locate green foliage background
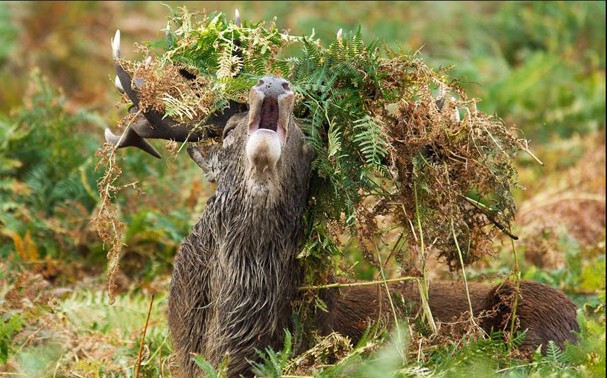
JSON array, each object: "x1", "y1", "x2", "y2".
[{"x1": 0, "y1": 2, "x2": 604, "y2": 377}]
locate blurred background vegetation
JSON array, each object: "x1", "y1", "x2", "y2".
[{"x1": 0, "y1": 2, "x2": 604, "y2": 376}]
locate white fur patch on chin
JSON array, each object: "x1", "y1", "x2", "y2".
[
  {"x1": 246, "y1": 129, "x2": 282, "y2": 170},
  {"x1": 245, "y1": 129, "x2": 282, "y2": 203}
]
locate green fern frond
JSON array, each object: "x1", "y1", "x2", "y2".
[
  {"x1": 544, "y1": 340, "x2": 569, "y2": 364},
  {"x1": 250, "y1": 330, "x2": 293, "y2": 377},
  {"x1": 353, "y1": 115, "x2": 389, "y2": 170},
  {"x1": 510, "y1": 329, "x2": 528, "y2": 348}
]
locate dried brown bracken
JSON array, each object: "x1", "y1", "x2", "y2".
[{"x1": 101, "y1": 10, "x2": 527, "y2": 292}]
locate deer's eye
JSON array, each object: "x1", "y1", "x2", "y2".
[
  {"x1": 222, "y1": 123, "x2": 238, "y2": 148},
  {"x1": 222, "y1": 124, "x2": 236, "y2": 139}
]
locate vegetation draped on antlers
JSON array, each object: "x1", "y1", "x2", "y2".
[{"x1": 100, "y1": 9, "x2": 526, "y2": 285}]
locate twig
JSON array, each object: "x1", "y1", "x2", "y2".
[
  {"x1": 459, "y1": 195, "x2": 519, "y2": 240},
  {"x1": 496, "y1": 361, "x2": 542, "y2": 373},
  {"x1": 517, "y1": 139, "x2": 544, "y2": 166},
  {"x1": 402, "y1": 204, "x2": 418, "y2": 242},
  {"x1": 375, "y1": 241, "x2": 406, "y2": 361},
  {"x1": 508, "y1": 239, "x2": 521, "y2": 353},
  {"x1": 135, "y1": 294, "x2": 155, "y2": 378},
  {"x1": 15, "y1": 325, "x2": 44, "y2": 354},
  {"x1": 414, "y1": 182, "x2": 437, "y2": 333},
  {"x1": 481, "y1": 122, "x2": 510, "y2": 161},
  {"x1": 450, "y1": 215, "x2": 482, "y2": 331},
  {"x1": 382, "y1": 232, "x2": 404, "y2": 270},
  {"x1": 300, "y1": 277, "x2": 419, "y2": 291}
]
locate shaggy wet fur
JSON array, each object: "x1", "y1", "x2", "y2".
[
  {"x1": 168, "y1": 110, "x2": 313, "y2": 377},
  {"x1": 318, "y1": 280, "x2": 579, "y2": 352}
]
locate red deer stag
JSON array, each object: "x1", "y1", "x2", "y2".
[{"x1": 105, "y1": 28, "x2": 579, "y2": 377}]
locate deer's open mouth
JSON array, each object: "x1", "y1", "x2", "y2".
[
  {"x1": 247, "y1": 76, "x2": 294, "y2": 146},
  {"x1": 248, "y1": 97, "x2": 288, "y2": 144},
  {"x1": 249, "y1": 96, "x2": 287, "y2": 143},
  {"x1": 259, "y1": 97, "x2": 279, "y2": 132}
]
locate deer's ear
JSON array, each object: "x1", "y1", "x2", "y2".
[{"x1": 188, "y1": 145, "x2": 220, "y2": 182}]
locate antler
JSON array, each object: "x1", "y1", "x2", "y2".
[{"x1": 105, "y1": 15, "x2": 245, "y2": 158}]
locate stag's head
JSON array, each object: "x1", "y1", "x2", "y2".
[
  {"x1": 189, "y1": 75, "x2": 313, "y2": 205},
  {"x1": 106, "y1": 30, "x2": 314, "y2": 207}
]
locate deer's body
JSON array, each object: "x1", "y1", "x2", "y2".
[
  {"x1": 319, "y1": 280, "x2": 579, "y2": 353},
  {"x1": 107, "y1": 30, "x2": 579, "y2": 378},
  {"x1": 168, "y1": 89, "x2": 314, "y2": 375}
]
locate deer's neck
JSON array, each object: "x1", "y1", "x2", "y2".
[{"x1": 201, "y1": 181, "x2": 307, "y2": 369}]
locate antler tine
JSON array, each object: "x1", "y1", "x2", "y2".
[
  {"x1": 105, "y1": 29, "x2": 247, "y2": 158},
  {"x1": 104, "y1": 119, "x2": 162, "y2": 159},
  {"x1": 106, "y1": 30, "x2": 203, "y2": 157},
  {"x1": 111, "y1": 29, "x2": 121, "y2": 59},
  {"x1": 234, "y1": 9, "x2": 241, "y2": 27},
  {"x1": 114, "y1": 76, "x2": 124, "y2": 94}
]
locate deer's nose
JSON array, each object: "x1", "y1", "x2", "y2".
[{"x1": 255, "y1": 76, "x2": 292, "y2": 98}]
